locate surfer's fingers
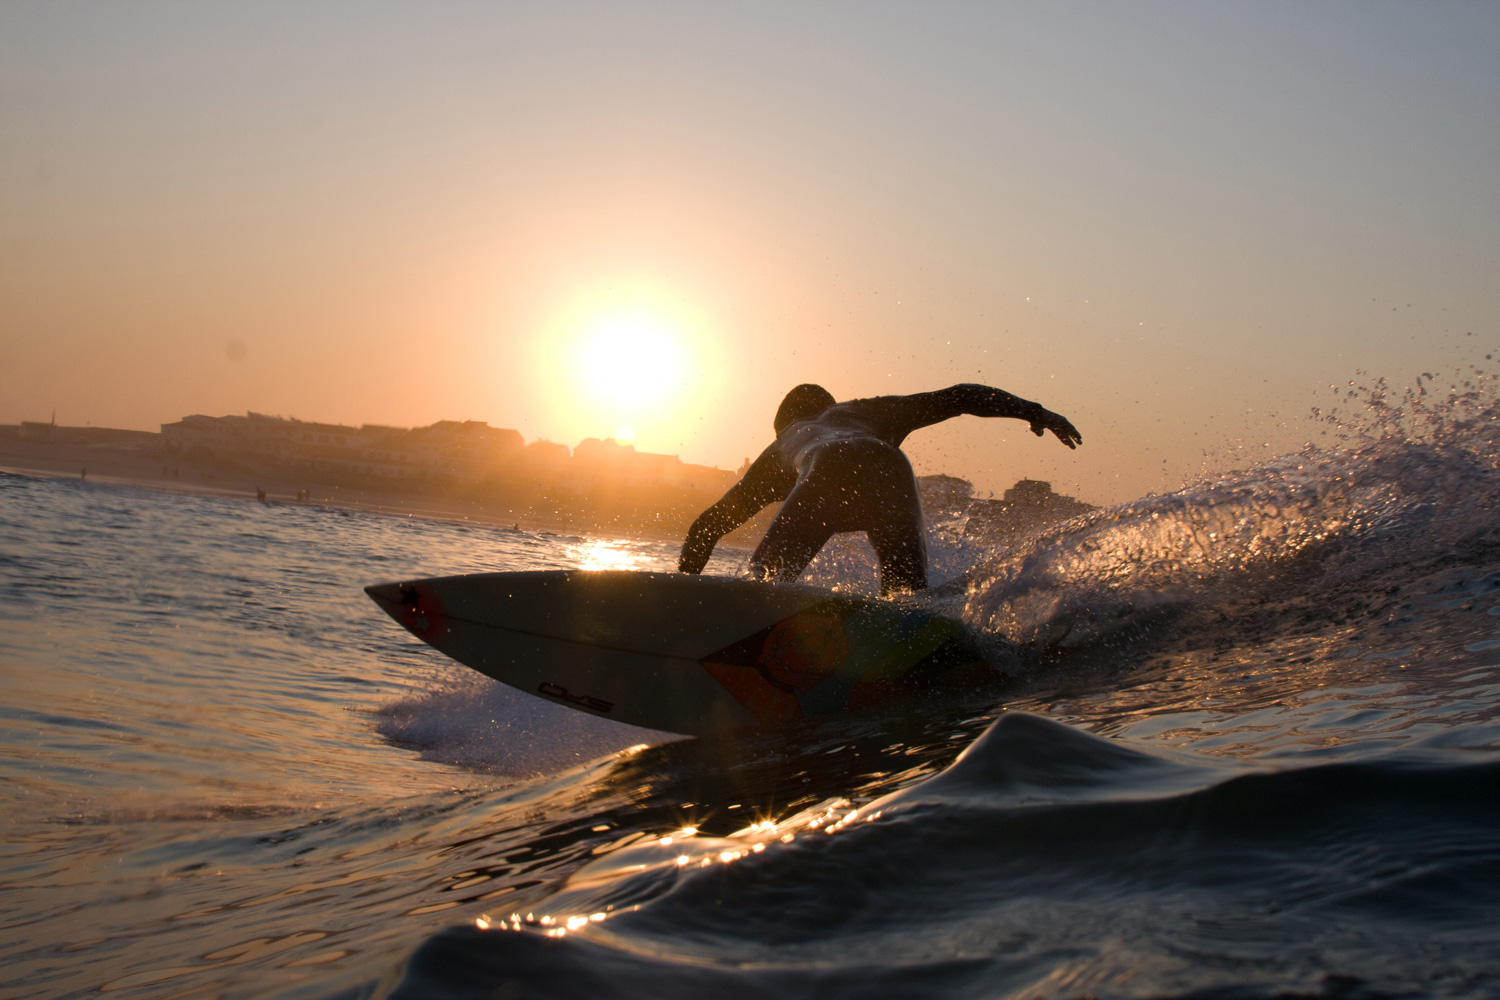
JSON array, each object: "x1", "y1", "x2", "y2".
[{"x1": 1035, "y1": 415, "x2": 1080, "y2": 448}]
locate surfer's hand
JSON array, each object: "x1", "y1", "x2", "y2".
[{"x1": 1029, "y1": 409, "x2": 1082, "y2": 449}]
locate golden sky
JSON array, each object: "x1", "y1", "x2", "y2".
[{"x1": 2, "y1": 3, "x2": 1496, "y2": 503}]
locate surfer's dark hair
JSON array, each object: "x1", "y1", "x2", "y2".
[{"x1": 774, "y1": 384, "x2": 836, "y2": 434}]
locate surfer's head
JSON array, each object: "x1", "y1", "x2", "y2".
[{"x1": 774, "y1": 384, "x2": 836, "y2": 435}]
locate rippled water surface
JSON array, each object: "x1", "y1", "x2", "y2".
[{"x1": 5, "y1": 393, "x2": 1500, "y2": 999}]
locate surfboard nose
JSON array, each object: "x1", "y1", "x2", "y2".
[
  {"x1": 365, "y1": 580, "x2": 451, "y2": 639},
  {"x1": 364, "y1": 582, "x2": 404, "y2": 610}
]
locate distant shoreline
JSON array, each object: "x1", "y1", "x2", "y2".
[
  {"x1": 2, "y1": 429, "x2": 1092, "y2": 548},
  {"x1": 0, "y1": 457, "x2": 699, "y2": 545},
  {"x1": 0, "y1": 418, "x2": 776, "y2": 545}
]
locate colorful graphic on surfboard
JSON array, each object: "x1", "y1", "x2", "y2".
[{"x1": 365, "y1": 570, "x2": 1007, "y2": 736}]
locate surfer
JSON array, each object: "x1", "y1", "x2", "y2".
[{"x1": 679, "y1": 383, "x2": 1082, "y2": 594}]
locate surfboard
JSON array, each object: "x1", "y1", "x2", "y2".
[{"x1": 364, "y1": 570, "x2": 1006, "y2": 736}]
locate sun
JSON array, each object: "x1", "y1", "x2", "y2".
[
  {"x1": 532, "y1": 280, "x2": 721, "y2": 452},
  {"x1": 576, "y1": 311, "x2": 687, "y2": 407}
]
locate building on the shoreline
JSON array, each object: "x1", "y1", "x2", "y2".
[
  {"x1": 963, "y1": 479, "x2": 1094, "y2": 541},
  {"x1": 156, "y1": 412, "x2": 733, "y2": 497},
  {"x1": 913, "y1": 473, "x2": 1093, "y2": 540},
  {"x1": 519, "y1": 439, "x2": 570, "y2": 468},
  {"x1": 404, "y1": 420, "x2": 524, "y2": 476},
  {"x1": 917, "y1": 474, "x2": 976, "y2": 518},
  {"x1": 18, "y1": 419, "x2": 59, "y2": 442},
  {"x1": 564, "y1": 438, "x2": 714, "y2": 489},
  {"x1": 160, "y1": 412, "x2": 529, "y2": 481},
  {"x1": 7, "y1": 418, "x2": 158, "y2": 449}
]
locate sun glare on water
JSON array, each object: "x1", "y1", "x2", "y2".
[{"x1": 572, "y1": 539, "x2": 651, "y2": 571}]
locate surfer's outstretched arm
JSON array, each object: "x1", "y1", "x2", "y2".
[
  {"x1": 877, "y1": 383, "x2": 1082, "y2": 449},
  {"x1": 679, "y1": 451, "x2": 795, "y2": 574}
]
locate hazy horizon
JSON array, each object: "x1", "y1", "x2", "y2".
[{"x1": 4, "y1": 2, "x2": 1496, "y2": 504}]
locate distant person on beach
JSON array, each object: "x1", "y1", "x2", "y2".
[{"x1": 678, "y1": 383, "x2": 1082, "y2": 595}]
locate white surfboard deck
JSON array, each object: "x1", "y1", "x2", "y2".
[{"x1": 365, "y1": 570, "x2": 1002, "y2": 737}]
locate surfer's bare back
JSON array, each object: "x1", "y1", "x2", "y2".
[{"x1": 678, "y1": 383, "x2": 1081, "y2": 595}]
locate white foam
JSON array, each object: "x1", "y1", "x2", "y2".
[{"x1": 374, "y1": 671, "x2": 681, "y2": 777}]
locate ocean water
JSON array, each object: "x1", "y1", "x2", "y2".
[{"x1": 4, "y1": 380, "x2": 1500, "y2": 999}]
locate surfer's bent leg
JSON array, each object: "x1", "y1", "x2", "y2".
[
  {"x1": 749, "y1": 482, "x2": 838, "y2": 583},
  {"x1": 868, "y1": 515, "x2": 927, "y2": 594},
  {"x1": 750, "y1": 439, "x2": 927, "y2": 592},
  {"x1": 863, "y1": 449, "x2": 927, "y2": 594},
  {"x1": 749, "y1": 441, "x2": 868, "y2": 582}
]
